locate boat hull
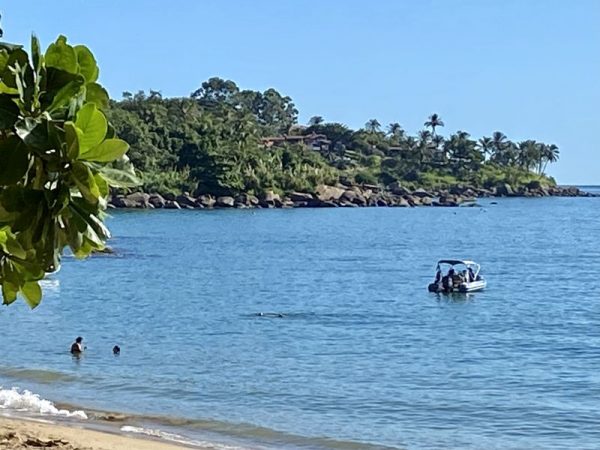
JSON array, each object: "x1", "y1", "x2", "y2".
[{"x1": 428, "y1": 279, "x2": 487, "y2": 293}]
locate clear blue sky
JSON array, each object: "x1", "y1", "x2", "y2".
[{"x1": 4, "y1": 1, "x2": 599, "y2": 184}]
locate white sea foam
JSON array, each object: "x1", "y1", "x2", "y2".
[
  {"x1": 0, "y1": 387, "x2": 87, "y2": 419},
  {"x1": 121, "y1": 425, "x2": 250, "y2": 449}
]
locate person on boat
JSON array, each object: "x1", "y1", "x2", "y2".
[
  {"x1": 468, "y1": 267, "x2": 476, "y2": 282},
  {"x1": 434, "y1": 268, "x2": 442, "y2": 284},
  {"x1": 70, "y1": 337, "x2": 84, "y2": 355}
]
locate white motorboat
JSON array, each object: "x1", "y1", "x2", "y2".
[{"x1": 428, "y1": 260, "x2": 487, "y2": 293}]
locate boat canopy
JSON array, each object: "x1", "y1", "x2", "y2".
[{"x1": 437, "y1": 259, "x2": 477, "y2": 266}]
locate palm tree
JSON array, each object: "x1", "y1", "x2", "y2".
[
  {"x1": 365, "y1": 119, "x2": 381, "y2": 133},
  {"x1": 387, "y1": 122, "x2": 401, "y2": 135},
  {"x1": 424, "y1": 113, "x2": 445, "y2": 136},
  {"x1": 477, "y1": 137, "x2": 493, "y2": 160},
  {"x1": 491, "y1": 131, "x2": 509, "y2": 165},
  {"x1": 516, "y1": 140, "x2": 539, "y2": 170},
  {"x1": 540, "y1": 144, "x2": 559, "y2": 175},
  {"x1": 418, "y1": 129, "x2": 432, "y2": 143},
  {"x1": 308, "y1": 116, "x2": 324, "y2": 127}
]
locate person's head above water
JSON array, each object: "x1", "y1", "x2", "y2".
[
  {"x1": 113, "y1": 345, "x2": 120, "y2": 355},
  {"x1": 75, "y1": 336, "x2": 83, "y2": 344}
]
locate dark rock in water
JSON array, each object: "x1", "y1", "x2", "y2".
[
  {"x1": 216, "y1": 196, "x2": 235, "y2": 207},
  {"x1": 164, "y1": 200, "x2": 181, "y2": 209},
  {"x1": 490, "y1": 201, "x2": 498, "y2": 205},
  {"x1": 198, "y1": 194, "x2": 216, "y2": 208},
  {"x1": 320, "y1": 201, "x2": 338, "y2": 207},
  {"x1": 176, "y1": 193, "x2": 198, "y2": 208},
  {"x1": 149, "y1": 193, "x2": 166, "y2": 209}
]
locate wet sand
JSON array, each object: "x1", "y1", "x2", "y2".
[{"x1": 0, "y1": 416, "x2": 190, "y2": 450}]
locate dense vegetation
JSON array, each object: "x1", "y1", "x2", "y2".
[{"x1": 108, "y1": 77, "x2": 559, "y2": 197}]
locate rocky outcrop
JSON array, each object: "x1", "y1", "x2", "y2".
[{"x1": 108, "y1": 183, "x2": 595, "y2": 210}]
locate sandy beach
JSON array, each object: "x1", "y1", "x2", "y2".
[{"x1": 0, "y1": 417, "x2": 189, "y2": 450}]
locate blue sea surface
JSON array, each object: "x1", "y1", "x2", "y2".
[{"x1": 1, "y1": 195, "x2": 600, "y2": 449}]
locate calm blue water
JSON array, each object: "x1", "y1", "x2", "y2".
[{"x1": 1, "y1": 194, "x2": 600, "y2": 449}]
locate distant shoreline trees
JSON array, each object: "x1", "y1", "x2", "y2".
[{"x1": 107, "y1": 77, "x2": 559, "y2": 197}]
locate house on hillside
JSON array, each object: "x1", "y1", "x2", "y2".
[{"x1": 261, "y1": 133, "x2": 331, "y2": 153}]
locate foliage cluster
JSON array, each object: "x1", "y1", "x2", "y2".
[{"x1": 0, "y1": 35, "x2": 134, "y2": 307}]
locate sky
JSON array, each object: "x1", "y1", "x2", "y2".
[{"x1": 3, "y1": 0, "x2": 599, "y2": 184}]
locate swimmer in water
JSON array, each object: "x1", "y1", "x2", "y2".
[{"x1": 70, "y1": 337, "x2": 84, "y2": 355}]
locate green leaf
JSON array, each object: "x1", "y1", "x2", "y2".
[
  {"x1": 47, "y1": 78, "x2": 85, "y2": 114},
  {"x1": 0, "y1": 49, "x2": 9, "y2": 73},
  {"x1": 74, "y1": 45, "x2": 99, "y2": 83},
  {"x1": 1, "y1": 49, "x2": 29, "y2": 89},
  {"x1": 80, "y1": 138, "x2": 129, "y2": 163},
  {"x1": 21, "y1": 281, "x2": 42, "y2": 308},
  {"x1": 94, "y1": 173, "x2": 109, "y2": 197},
  {"x1": 71, "y1": 161, "x2": 100, "y2": 204},
  {"x1": 2, "y1": 281, "x2": 18, "y2": 305},
  {"x1": 31, "y1": 35, "x2": 42, "y2": 72},
  {"x1": 0, "y1": 95, "x2": 19, "y2": 129},
  {"x1": 75, "y1": 103, "x2": 107, "y2": 153},
  {"x1": 85, "y1": 83, "x2": 109, "y2": 109},
  {"x1": 0, "y1": 136, "x2": 29, "y2": 186},
  {"x1": 15, "y1": 118, "x2": 52, "y2": 150},
  {"x1": 5, "y1": 234, "x2": 26, "y2": 259},
  {"x1": 64, "y1": 121, "x2": 82, "y2": 160},
  {"x1": 98, "y1": 166, "x2": 141, "y2": 188},
  {"x1": 45, "y1": 35, "x2": 77, "y2": 74}
]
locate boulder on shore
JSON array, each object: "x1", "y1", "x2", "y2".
[
  {"x1": 216, "y1": 196, "x2": 235, "y2": 207},
  {"x1": 289, "y1": 192, "x2": 314, "y2": 202},
  {"x1": 495, "y1": 183, "x2": 514, "y2": 197},
  {"x1": 197, "y1": 195, "x2": 216, "y2": 208},
  {"x1": 148, "y1": 193, "x2": 166, "y2": 209},
  {"x1": 176, "y1": 193, "x2": 198, "y2": 208},
  {"x1": 164, "y1": 200, "x2": 181, "y2": 209},
  {"x1": 315, "y1": 185, "x2": 345, "y2": 202},
  {"x1": 112, "y1": 192, "x2": 150, "y2": 208}
]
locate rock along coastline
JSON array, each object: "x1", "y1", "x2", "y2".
[{"x1": 108, "y1": 183, "x2": 596, "y2": 210}]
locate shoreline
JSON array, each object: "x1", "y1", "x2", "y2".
[
  {"x1": 0, "y1": 415, "x2": 195, "y2": 450},
  {"x1": 108, "y1": 184, "x2": 597, "y2": 210}
]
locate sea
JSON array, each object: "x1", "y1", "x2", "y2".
[{"x1": 1, "y1": 188, "x2": 599, "y2": 450}]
